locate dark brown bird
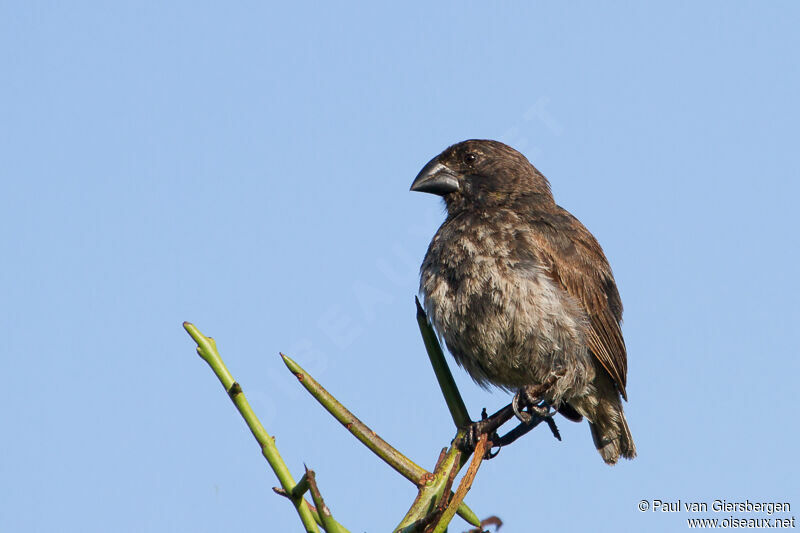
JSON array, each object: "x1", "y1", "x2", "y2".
[{"x1": 411, "y1": 139, "x2": 635, "y2": 464}]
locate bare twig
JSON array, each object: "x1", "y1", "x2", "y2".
[{"x1": 431, "y1": 435, "x2": 491, "y2": 533}]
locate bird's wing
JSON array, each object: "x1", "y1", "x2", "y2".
[{"x1": 528, "y1": 210, "x2": 628, "y2": 400}]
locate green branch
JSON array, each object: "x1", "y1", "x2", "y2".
[
  {"x1": 305, "y1": 467, "x2": 347, "y2": 533},
  {"x1": 280, "y1": 353, "x2": 427, "y2": 483},
  {"x1": 394, "y1": 436, "x2": 464, "y2": 532},
  {"x1": 184, "y1": 322, "x2": 327, "y2": 532},
  {"x1": 415, "y1": 298, "x2": 471, "y2": 429},
  {"x1": 186, "y1": 303, "x2": 492, "y2": 532},
  {"x1": 280, "y1": 352, "x2": 480, "y2": 528}
]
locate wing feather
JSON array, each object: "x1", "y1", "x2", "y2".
[{"x1": 527, "y1": 209, "x2": 628, "y2": 400}]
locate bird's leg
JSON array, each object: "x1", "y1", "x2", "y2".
[
  {"x1": 458, "y1": 396, "x2": 564, "y2": 456},
  {"x1": 495, "y1": 414, "x2": 562, "y2": 447}
]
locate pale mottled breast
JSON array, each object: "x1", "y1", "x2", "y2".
[{"x1": 419, "y1": 210, "x2": 593, "y2": 395}]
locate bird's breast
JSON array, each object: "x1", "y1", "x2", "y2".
[{"x1": 419, "y1": 215, "x2": 591, "y2": 391}]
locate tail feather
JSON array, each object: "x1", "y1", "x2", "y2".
[
  {"x1": 590, "y1": 409, "x2": 636, "y2": 465},
  {"x1": 575, "y1": 371, "x2": 637, "y2": 465}
]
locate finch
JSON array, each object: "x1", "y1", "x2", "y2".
[{"x1": 411, "y1": 139, "x2": 635, "y2": 464}]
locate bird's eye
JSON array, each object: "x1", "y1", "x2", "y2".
[{"x1": 464, "y1": 152, "x2": 477, "y2": 164}]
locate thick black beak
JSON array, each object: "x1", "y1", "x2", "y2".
[{"x1": 410, "y1": 157, "x2": 461, "y2": 196}]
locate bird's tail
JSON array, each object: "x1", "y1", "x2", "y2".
[
  {"x1": 576, "y1": 372, "x2": 637, "y2": 465},
  {"x1": 589, "y1": 406, "x2": 636, "y2": 465}
]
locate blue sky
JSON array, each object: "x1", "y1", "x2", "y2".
[{"x1": 2, "y1": 2, "x2": 798, "y2": 532}]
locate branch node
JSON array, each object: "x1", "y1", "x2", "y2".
[{"x1": 227, "y1": 381, "x2": 242, "y2": 399}]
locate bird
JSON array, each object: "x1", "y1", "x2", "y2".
[{"x1": 410, "y1": 139, "x2": 635, "y2": 465}]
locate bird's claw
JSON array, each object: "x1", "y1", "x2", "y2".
[
  {"x1": 512, "y1": 393, "x2": 532, "y2": 423},
  {"x1": 512, "y1": 386, "x2": 555, "y2": 424}
]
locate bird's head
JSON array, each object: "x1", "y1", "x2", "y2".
[{"x1": 410, "y1": 139, "x2": 553, "y2": 213}]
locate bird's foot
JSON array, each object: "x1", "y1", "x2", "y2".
[
  {"x1": 460, "y1": 421, "x2": 483, "y2": 453},
  {"x1": 512, "y1": 385, "x2": 555, "y2": 424},
  {"x1": 457, "y1": 409, "x2": 500, "y2": 458}
]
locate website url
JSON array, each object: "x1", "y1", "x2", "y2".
[{"x1": 688, "y1": 516, "x2": 796, "y2": 528}]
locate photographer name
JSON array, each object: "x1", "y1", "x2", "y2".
[{"x1": 650, "y1": 499, "x2": 791, "y2": 515}]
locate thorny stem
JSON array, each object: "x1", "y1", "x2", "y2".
[
  {"x1": 272, "y1": 488, "x2": 328, "y2": 529},
  {"x1": 281, "y1": 353, "x2": 481, "y2": 527},
  {"x1": 306, "y1": 467, "x2": 347, "y2": 533},
  {"x1": 184, "y1": 322, "x2": 323, "y2": 533},
  {"x1": 280, "y1": 353, "x2": 428, "y2": 483},
  {"x1": 187, "y1": 299, "x2": 561, "y2": 532}
]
